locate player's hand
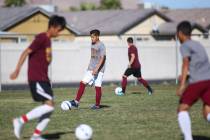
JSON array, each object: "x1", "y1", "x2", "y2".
[
  {"x1": 92, "y1": 68, "x2": 98, "y2": 75},
  {"x1": 176, "y1": 84, "x2": 185, "y2": 96},
  {"x1": 10, "y1": 69, "x2": 20, "y2": 80},
  {"x1": 128, "y1": 64, "x2": 131, "y2": 68}
]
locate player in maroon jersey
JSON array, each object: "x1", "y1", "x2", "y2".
[
  {"x1": 121, "y1": 37, "x2": 153, "y2": 95},
  {"x1": 10, "y1": 15, "x2": 66, "y2": 140}
]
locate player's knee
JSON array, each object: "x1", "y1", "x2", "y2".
[
  {"x1": 122, "y1": 75, "x2": 127, "y2": 78},
  {"x1": 81, "y1": 81, "x2": 87, "y2": 85},
  {"x1": 203, "y1": 105, "x2": 210, "y2": 122},
  {"x1": 44, "y1": 100, "x2": 54, "y2": 107},
  {"x1": 207, "y1": 114, "x2": 210, "y2": 122},
  {"x1": 177, "y1": 104, "x2": 190, "y2": 113},
  {"x1": 137, "y1": 77, "x2": 142, "y2": 80}
]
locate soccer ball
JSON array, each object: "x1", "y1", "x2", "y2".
[
  {"x1": 115, "y1": 87, "x2": 124, "y2": 96},
  {"x1": 75, "y1": 124, "x2": 93, "y2": 140},
  {"x1": 60, "y1": 101, "x2": 72, "y2": 111}
]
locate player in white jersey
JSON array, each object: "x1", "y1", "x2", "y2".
[{"x1": 69, "y1": 29, "x2": 106, "y2": 110}]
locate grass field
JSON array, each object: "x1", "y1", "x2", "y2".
[{"x1": 0, "y1": 84, "x2": 210, "y2": 140}]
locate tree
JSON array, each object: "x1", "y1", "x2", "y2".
[
  {"x1": 100, "y1": 0, "x2": 122, "y2": 10},
  {"x1": 4, "y1": 0, "x2": 26, "y2": 7},
  {"x1": 80, "y1": 3, "x2": 96, "y2": 11}
]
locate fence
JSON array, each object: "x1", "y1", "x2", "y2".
[{"x1": 0, "y1": 34, "x2": 210, "y2": 91}]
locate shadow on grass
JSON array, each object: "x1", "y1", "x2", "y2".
[
  {"x1": 130, "y1": 91, "x2": 143, "y2": 95},
  {"x1": 42, "y1": 131, "x2": 74, "y2": 139},
  {"x1": 100, "y1": 104, "x2": 111, "y2": 108},
  {"x1": 193, "y1": 135, "x2": 210, "y2": 140},
  {"x1": 77, "y1": 104, "x2": 111, "y2": 110}
]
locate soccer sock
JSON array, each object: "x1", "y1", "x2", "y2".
[
  {"x1": 207, "y1": 113, "x2": 210, "y2": 122},
  {"x1": 33, "y1": 118, "x2": 50, "y2": 136},
  {"x1": 178, "y1": 111, "x2": 193, "y2": 140},
  {"x1": 75, "y1": 82, "x2": 86, "y2": 102},
  {"x1": 33, "y1": 112, "x2": 52, "y2": 136},
  {"x1": 95, "y1": 86, "x2": 102, "y2": 106},
  {"x1": 20, "y1": 104, "x2": 54, "y2": 123},
  {"x1": 121, "y1": 77, "x2": 127, "y2": 93},
  {"x1": 138, "y1": 78, "x2": 152, "y2": 91}
]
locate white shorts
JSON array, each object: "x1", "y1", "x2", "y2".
[{"x1": 82, "y1": 71, "x2": 104, "y2": 87}]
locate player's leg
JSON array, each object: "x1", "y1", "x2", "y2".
[
  {"x1": 203, "y1": 105, "x2": 210, "y2": 122},
  {"x1": 201, "y1": 82, "x2": 210, "y2": 122},
  {"x1": 31, "y1": 101, "x2": 54, "y2": 140},
  {"x1": 121, "y1": 68, "x2": 133, "y2": 93},
  {"x1": 13, "y1": 82, "x2": 54, "y2": 139},
  {"x1": 177, "y1": 83, "x2": 202, "y2": 140},
  {"x1": 70, "y1": 71, "x2": 93, "y2": 107},
  {"x1": 91, "y1": 72, "x2": 104, "y2": 109},
  {"x1": 135, "y1": 68, "x2": 153, "y2": 95},
  {"x1": 177, "y1": 104, "x2": 193, "y2": 140}
]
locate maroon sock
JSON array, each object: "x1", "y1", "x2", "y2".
[
  {"x1": 75, "y1": 82, "x2": 86, "y2": 102},
  {"x1": 121, "y1": 77, "x2": 127, "y2": 93},
  {"x1": 95, "y1": 86, "x2": 102, "y2": 106},
  {"x1": 138, "y1": 78, "x2": 149, "y2": 88}
]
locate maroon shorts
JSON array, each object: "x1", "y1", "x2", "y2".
[{"x1": 180, "y1": 80, "x2": 210, "y2": 106}]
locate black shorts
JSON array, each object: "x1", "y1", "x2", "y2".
[
  {"x1": 29, "y1": 81, "x2": 53, "y2": 102},
  {"x1": 124, "y1": 68, "x2": 142, "y2": 78}
]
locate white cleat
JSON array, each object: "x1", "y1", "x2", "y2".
[
  {"x1": 30, "y1": 136, "x2": 46, "y2": 140},
  {"x1": 13, "y1": 118, "x2": 23, "y2": 139}
]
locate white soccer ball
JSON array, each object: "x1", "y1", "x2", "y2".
[
  {"x1": 60, "y1": 101, "x2": 72, "y2": 111},
  {"x1": 115, "y1": 87, "x2": 124, "y2": 96},
  {"x1": 75, "y1": 124, "x2": 93, "y2": 140}
]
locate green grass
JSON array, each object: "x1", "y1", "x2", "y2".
[{"x1": 0, "y1": 84, "x2": 210, "y2": 140}]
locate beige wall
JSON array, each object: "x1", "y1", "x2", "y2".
[
  {"x1": 75, "y1": 35, "x2": 121, "y2": 42},
  {"x1": 6, "y1": 13, "x2": 75, "y2": 41},
  {"x1": 125, "y1": 14, "x2": 166, "y2": 35}
]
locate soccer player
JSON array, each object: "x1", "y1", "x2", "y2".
[
  {"x1": 120, "y1": 37, "x2": 153, "y2": 95},
  {"x1": 69, "y1": 29, "x2": 106, "y2": 110},
  {"x1": 10, "y1": 15, "x2": 66, "y2": 140},
  {"x1": 176, "y1": 21, "x2": 210, "y2": 140}
]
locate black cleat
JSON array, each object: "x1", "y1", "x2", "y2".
[{"x1": 70, "y1": 100, "x2": 79, "y2": 108}]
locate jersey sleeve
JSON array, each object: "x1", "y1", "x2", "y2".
[
  {"x1": 29, "y1": 34, "x2": 45, "y2": 52},
  {"x1": 130, "y1": 47, "x2": 136, "y2": 54},
  {"x1": 99, "y1": 44, "x2": 106, "y2": 57},
  {"x1": 180, "y1": 44, "x2": 190, "y2": 59}
]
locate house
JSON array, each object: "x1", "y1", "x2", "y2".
[
  {"x1": 0, "y1": 7, "x2": 171, "y2": 42},
  {"x1": 0, "y1": 6, "x2": 209, "y2": 43},
  {"x1": 154, "y1": 22, "x2": 207, "y2": 40},
  {"x1": 0, "y1": 7, "x2": 79, "y2": 43},
  {"x1": 163, "y1": 8, "x2": 210, "y2": 34},
  {"x1": 58, "y1": 9, "x2": 171, "y2": 41}
]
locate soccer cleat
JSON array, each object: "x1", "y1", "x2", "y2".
[
  {"x1": 30, "y1": 136, "x2": 46, "y2": 140},
  {"x1": 13, "y1": 118, "x2": 24, "y2": 139},
  {"x1": 148, "y1": 88, "x2": 153, "y2": 95},
  {"x1": 70, "y1": 100, "x2": 79, "y2": 108},
  {"x1": 90, "y1": 104, "x2": 100, "y2": 110}
]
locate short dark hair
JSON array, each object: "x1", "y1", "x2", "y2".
[
  {"x1": 48, "y1": 15, "x2": 66, "y2": 30},
  {"x1": 127, "y1": 37, "x2": 133, "y2": 43},
  {"x1": 177, "y1": 21, "x2": 192, "y2": 36},
  {"x1": 90, "y1": 29, "x2": 100, "y2": 36}
]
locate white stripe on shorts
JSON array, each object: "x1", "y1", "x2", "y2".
[{"x1": 36, "y1": 82, "x2": 52, "y2": 100}]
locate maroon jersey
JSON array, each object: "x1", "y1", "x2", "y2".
[
  {"x1": 128, "y1": 45, "x2": 141, "y2": 68},
  {"x1": 28, "y1": 33, "x2": 52, "y2": 82}
]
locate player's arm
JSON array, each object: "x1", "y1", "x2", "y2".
[
  {"x1": 92, "y1": 55, "x2": 105, "y2": 75},
  {"x1": 10, "y1": 48, "x2": 32, "y2": 80},
  {"x1": 176, "y1": 57, "x2": 189, "y2": 96},
  {"x1": 128, "y1": 53, "x2": 135, "y2": 68}
]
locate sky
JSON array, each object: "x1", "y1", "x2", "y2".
[{"x1": 144, "y1": 0, "x2": 210, "y2": 9}]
